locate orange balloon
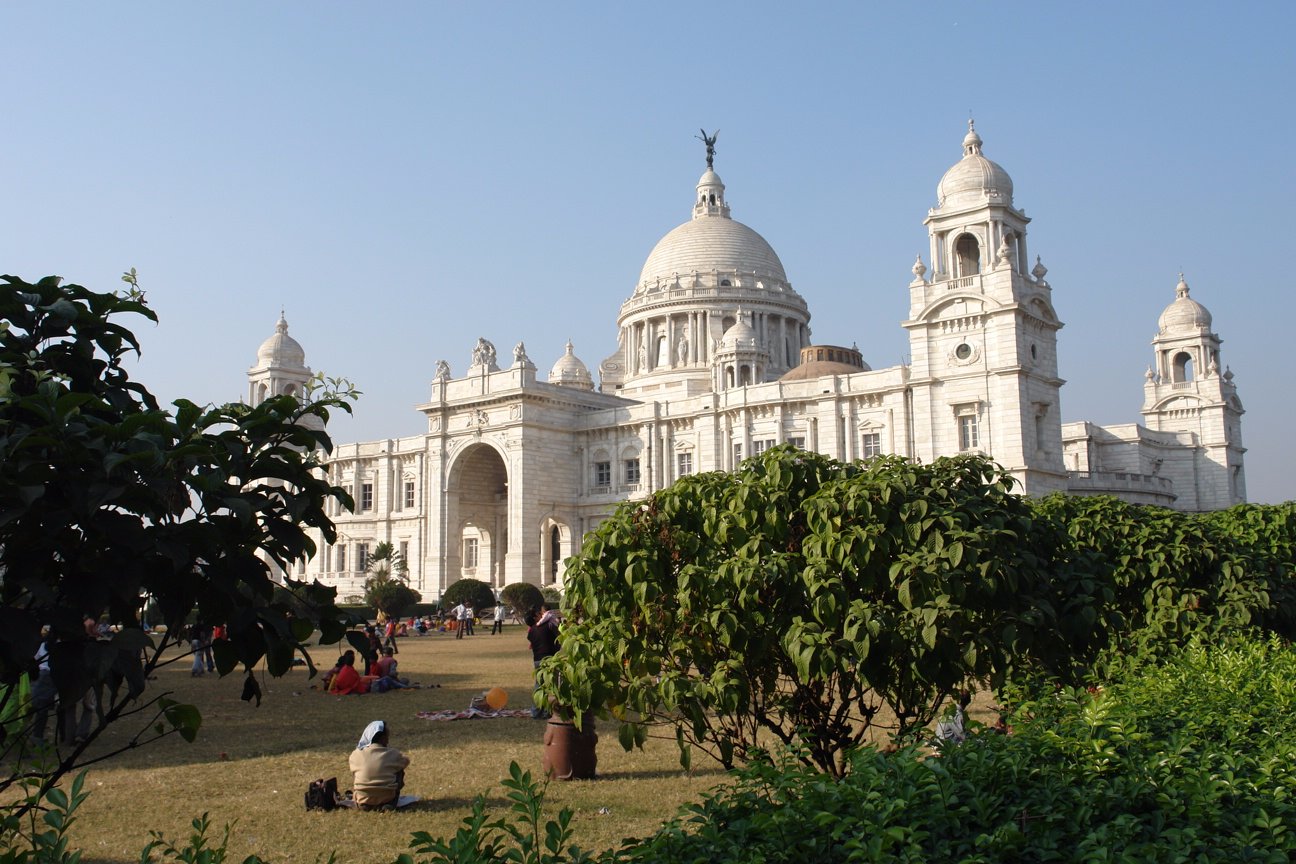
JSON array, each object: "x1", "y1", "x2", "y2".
[{"x1": 485, "y1": 687, "x2": 508, "y2": 710}]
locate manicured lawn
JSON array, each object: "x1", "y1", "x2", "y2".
[{"x1": 67, "y1": 628, "x2": 727, "y2": 864}]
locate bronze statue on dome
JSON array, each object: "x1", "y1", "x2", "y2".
[{"x1": 696, "y1": 128, "x2": 719, "y2": 168}]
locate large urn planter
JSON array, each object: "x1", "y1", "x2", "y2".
[{"x1": 542, "y1": 713, "x2": 597, "y2": 780}]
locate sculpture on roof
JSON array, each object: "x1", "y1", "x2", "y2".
[
  {"x1": 470, "y1": 337, "x2": 497, "y2": 369},
  {"x1": 696, "y1": 128, "x2": 719, "y2": 168},
  {"x1": 434, "y1": 359, "x2": 451, "y2": 382}
]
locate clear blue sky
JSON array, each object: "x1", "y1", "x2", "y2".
[{"x1": 4, "y1": 2, "x2": 1293, "y2": 504}]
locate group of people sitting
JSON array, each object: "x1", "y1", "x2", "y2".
[{"x1": 323, "y1": 647, "x2": 424, "y2": 695}]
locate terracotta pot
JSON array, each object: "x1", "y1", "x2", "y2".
[{"x1": 542, "y1": 715, "x2": 597, "y2": 780}]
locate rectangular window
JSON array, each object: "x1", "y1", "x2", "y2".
[
  {"x1": 399, "y1": 541, "x2": 410, "y2": 571},
  {"x1": 786, "y1": 436, "x2": 806, "y2": 449},
  {"x1": 862, "y1": 432, "x2": 882, "y2": 459},
  {"x1": 360, "y1": 482, "x2": 374, "y2": 511},
  {"x1": 357, "y1": 543, "x2": 370, "y2": 572},
  {"x1": 335, "y1": 545, "x2": 346, "y2": 572},
  {"x1": 959, "y1": 415, "x2": 980, "y2": 451},
  {"x1": 404, "y1": 480, "x2": 415, "y2": 509},
  {"x1": 463, "y1": 538, "x2": 479, "y2": 571},
  {"x1": 624, "y1": 459, "x2": 641, "y2": 485},
  {"x1": 677, "y1": 452, "x2": 693, "y2": 477},
  {"x1": 733, "y1": 443, "x2": 743, "y2": 465},
  {"x1": 753, "y1": 439, "x2": 776, "y2": 455},
  {"x1": 594, "y1": 461, "x2": 611, "y2": 487}
]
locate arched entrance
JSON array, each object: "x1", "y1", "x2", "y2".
[
  {"x1": 446, "y1": 443, "x2": 509, "y2": 591},
  {"x1": 539, "y1": 517, "x2": 573, "y2": 589}
]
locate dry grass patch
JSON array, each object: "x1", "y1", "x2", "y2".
[{"x1": 66, "y1": 629, "x2": 725, "y2": 864}]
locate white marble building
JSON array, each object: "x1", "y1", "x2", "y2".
[{"x1": 248, "y1": 123, "x2": 1245, "y2": 600}]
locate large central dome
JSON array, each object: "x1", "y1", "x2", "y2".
[{"x1": 635, "y1": 167, "x2": 788, "y2": 289}]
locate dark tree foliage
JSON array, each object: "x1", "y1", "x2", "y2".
[
  {"x1": 500, "y1": 582, "x2": 543, "y2": 618},
  {"x1": 0, "y1": 274, "x2": 355, "y2": 815},
  {"x1": 440, "y1": 578, "x2": 496, "y2": 612}
]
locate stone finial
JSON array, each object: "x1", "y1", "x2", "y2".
[
  {"x1": 912, "y1": 254, "x2": 927, "y2": 281},
  {"x1": 1223, "y1": 366, "x2": 1235, "y2": 383},
  {"x1": 1032, "y1": 256, "x2": 1049, "y2": 283},
  {"x1": 996, "y1": 235, "x2": 1012, "y2": 267}
]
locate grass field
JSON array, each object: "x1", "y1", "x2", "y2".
[{"x1": 63, "y1": 628, "x2": 729, "y2": 864}]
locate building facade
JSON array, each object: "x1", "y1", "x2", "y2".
[{"x1": 249, "y1": 123, "x2": 1245, "y2": 600}]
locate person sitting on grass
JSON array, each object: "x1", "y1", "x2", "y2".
[
  {"x1": 329, "y1": 650, "x2": 369, "y2": 695},
  {"x1": 368, "y1": 647, "x2": 419, "y2": 692},
  {"x1": 349, "y1": 720, "x2": 409, "y2": 810}
]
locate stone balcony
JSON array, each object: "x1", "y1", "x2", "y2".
[{"x1": 1066, "y1": 471, "x2": 1177, "y2": 506}]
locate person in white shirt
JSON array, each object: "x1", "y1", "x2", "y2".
[
  {"x1": 452, "y1": 603, "x2": 467, "y2": 639},
  {"x1": 491, "y1": 602, "x2": 506, "y2": 635}
]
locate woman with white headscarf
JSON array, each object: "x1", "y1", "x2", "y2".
[{"x1": 348, "y1": 720, "x2": 410, "y2": 810}]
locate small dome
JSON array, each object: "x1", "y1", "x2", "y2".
[
  {"x1": 256, "y1": 314, "x2": 306, "y2": 368},
  {"x1": 936, "y1": 120, "x2": 1014, "y2": 210},
  {"x1": 780, "y1": 344, "x2": 871, "y2": 380},
  {"x1": 1158, "y1": 275, "x2": 1213, "y2": 333},
  {"x1": 717, "y1": 316, "x2": 759, "y2": 353},
  {"x1": 548, "y1": 341, "x2": 594, "y2": 390}
]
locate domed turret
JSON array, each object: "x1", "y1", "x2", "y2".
[
  {"x1": 248, "y1": 312, "x2": 311, "y2": 407},
  {"x1": 718, "y1": 314, "x2": 759, "y2": 352},
  {"x1": 936, "y1": 120, "x2": 1014, "y2": 210},
  {"x1": 256, "y1": 313, "x2": 306, "y2": 368},
  {"x1": 548, "y1": 341, "x2": 595, "y2": 391},
  {"x1": 1158, "y1": 274, "x2": 1213, "y2": 333}
]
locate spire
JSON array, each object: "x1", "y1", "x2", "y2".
[{"x1": 1176, "y1": 272, "x2": 1190, "y2": 298}]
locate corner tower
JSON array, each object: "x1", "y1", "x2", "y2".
[
  {"x1": 1141, "y1": 276, "x2": 1245, "y2": 508},
  {"x1": 904, "y1": 121, "x2": 1067, "y2": 494},
  {"x1": 248, "y1": 313, "x2": 312, "y2": 406}
]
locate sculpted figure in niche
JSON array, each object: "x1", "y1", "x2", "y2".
[{"x1": 676, "y1": 333, "x2": 689, "y2": 365}]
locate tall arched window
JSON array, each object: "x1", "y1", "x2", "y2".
[
  {"x1": 1172, "y1": 351, "x2": 1195, "y2": 383},
  {"x1": 955, "y1": 234, "x2": 981, "y2": 276},
  {"x1": 549, "y1": 526, "x2": 561, "y2": 583}
]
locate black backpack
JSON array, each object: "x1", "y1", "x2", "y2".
[{"x1": 305, "y1": 777, "x2": 339, "y2": 811}]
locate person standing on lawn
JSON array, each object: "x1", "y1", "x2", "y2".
[
  {"x1": 491, "y1": 601, "x2": 506, "y2": 635},
  {"x1": 526, "y1": 604, "x2": 560, "y2": 719}
]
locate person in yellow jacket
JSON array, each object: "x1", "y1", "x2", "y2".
[{"x1": 348, "y1": 720, "x2": 409, "y2": 810}]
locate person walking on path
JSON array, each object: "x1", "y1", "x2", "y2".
[{"x1": 491, "y1": 601, "x2": 506, "y2": 635}]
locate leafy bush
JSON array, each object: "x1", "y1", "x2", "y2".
[
  {"x1": 364, "y1": 576, "x2": 421, "y2": 619},
  {"x1": 542, "y1": 448, "x2": 1074, "y2": 775},
  {"x1": 612, "y1": 632, "x2": 1296, "y2": 863},
  {"x1": 1031, "y1": 495, "x2": 1296, "y2": 673},
  {"x1": 440, "y1": 578, "x2": 495, "y2": 612},
  {"x1": 501, "y1": 583, "x2": 544, "y2": 618}
]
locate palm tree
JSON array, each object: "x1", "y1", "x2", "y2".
[
  {"x1": 365, "y1": 541, "x2": 407, "y2": 582},
  {"x1": 364, "y1": 541, "x2": 417, "y2": 618}
]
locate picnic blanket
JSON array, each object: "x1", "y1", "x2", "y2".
[{"x1": 416, "y1": 707, "x2": 533, "y2": 721}]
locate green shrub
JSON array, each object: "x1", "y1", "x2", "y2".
[
  {"x1": 612, "y1": 632, "x2": 1296, "y2": 863},
  {"x1": 501, "y1": 583, "x2": 543, "y2": 618},
  {"x1": 441, "y1": 579, "x2": 495, "y2": 612}
]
